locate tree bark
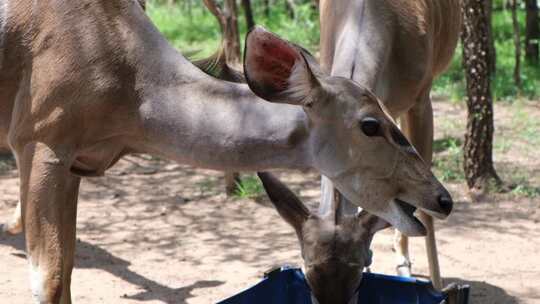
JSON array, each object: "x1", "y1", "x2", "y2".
[
  {"x1": 461, "y1": 0, "x2": 502, "y2": 192},
  {"x1": 241, "y1": 0, "x2": 256, "y2": 30},
  {"x1": 484, "y1": 0, "x2": 497, "y2": 74},
  {"x1": 511, "y1": 0, "x2": 522, "y2": 88},
  {"x1": 203, "y1": 0, "x2": 242, "y2": 65},
  {"x1": 264, "y1": 0, "x2": 271, "y2": 17},
  {"x1": 525, "y1": 0, "x2": 540, "y2": 63},
  {"x1": 202, "y1": 0, "x2": 242, "y2": 195},
  {"x1": 284, "y1": 0, "x2": 296, "y2": 19}
]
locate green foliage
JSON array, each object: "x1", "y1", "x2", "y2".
[
  {"x1": 147, "y1": 2, "x2": 221, "y2": 56},
  {"x1": 510, "y1": 183, "x2": 540, "y2": 198},
  {"x1": 433, "y1": 9, "x2": 540, "y2": 102},
  {"x1": 234, "y1": 175, "x2": 264, "y2": 199},
  {"x1": 149, "y1": 1, "x2": 539, "y2": 102},
  {"x1": 248, "y1": 3, "x2": 320, "y2": 52},
  {"x1": 147, "y1": 1, "x2": 319, "y2": 58}
]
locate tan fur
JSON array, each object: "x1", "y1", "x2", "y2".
[
  {"x1": 0, "y1": 2, "x2": 453, "y2": 302},
  {"x1": 319, "y1": 0, "x2": 462, "y2": 289}
]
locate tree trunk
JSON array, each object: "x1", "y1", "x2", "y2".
[
  {"x1": 284, "y1": 0, "x2": 296, "y2": 19},
  {"x1": 485, "y1": 0, "x2": 497, "y2": 74},
  {"x1": 202, "y1": 0, "x2": 241, "y2": 65},
  {"x1": 264, "y1": 0, "x2": 271, "y2": 17},
  {"x1": 223, "y1": 0, "x2": 241, "y2": 65},
  {"x1": 511, "y1": 0, "x2": 522, "y2": 88},
  {"x1": 241, "y1": 0, "x2": 256, "y2": 30},
  {"x1": 525, "y1": 0, "x2": 540, "y2": 63},
  {"x1": 202, "y1": 0, "x2": 242, "y2": 195},
  {"x1": 461, "y1": 0, "x2": 502, "y2": 192}
]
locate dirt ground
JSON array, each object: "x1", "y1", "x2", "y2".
[{"x1": 1, "y1": 101, "x2": 539, "y2": 304}]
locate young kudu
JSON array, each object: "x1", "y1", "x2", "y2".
[
  {"x1": 319, "y1": 0, "x2": 462, "y2": 288},
  {"x1": 258, "y1": 172, "x2": 390, "y2": 304},
  {"x1": 0, "y1": 1, "x2": 451, "y2": 302}
]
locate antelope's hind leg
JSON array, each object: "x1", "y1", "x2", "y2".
[{"x1": 17, "y1": 142, "x2": 80, "y2": 304}]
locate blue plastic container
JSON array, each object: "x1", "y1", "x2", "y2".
[{"x1": 218, "y1": 267, "x2": 453, "y2": 304}]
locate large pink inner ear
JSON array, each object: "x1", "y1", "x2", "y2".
[{"x1": 244, "y1": 27, "x2": 302, "y2": 101}]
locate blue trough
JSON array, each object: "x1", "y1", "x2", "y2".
[{"x1": 218, "y1": 267, "x2": 469, "y2": 304}]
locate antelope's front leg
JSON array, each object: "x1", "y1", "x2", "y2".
[
  {"x1": 17, "y1": 142, "x2": 80, "y2": 304},
  {"x1": 1, "y1": 200, "x2": 23, "y2": 235},
  {"x1": 400, "y1": 85, "x2": 443, "y2": 290}
]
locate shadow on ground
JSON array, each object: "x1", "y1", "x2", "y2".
[
  {"x1": 0, "y1": 233, "x2": 224, "y2": 304},
  {"x1": 2, "y1": 232, "x2": 522, "y2": 304},
  {"x1": 443, "y1": 277, "x2": 520, "y2": 304}
]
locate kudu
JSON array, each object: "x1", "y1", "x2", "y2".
[
  {"x1": 0, "y1": 1, "x2": 451, "y2": 302},
  {"x1": 319, "y1": 0, "x2": 462, "y2": 287},
  {"x1": 258, "y1": 172, "x2": 390, "y2": 304}
]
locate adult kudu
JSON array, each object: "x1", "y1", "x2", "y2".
[
  {"x1": 319, "y1": 0, "x2": 462, "y2": 288},
  {"x1": 0, "y1": 1, "x2": 452, "y2": 303}
]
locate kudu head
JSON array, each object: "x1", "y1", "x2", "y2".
[
  {"x1": 258, "y1": 172, "x2": 390, "y2": 304},
  {"x1": 244, "y1": 27, "x2": 452, "y2": 236}
]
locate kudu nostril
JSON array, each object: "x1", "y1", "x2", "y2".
[{"x1": 437, "y1": 194, "x2": 453, "y2": 215}]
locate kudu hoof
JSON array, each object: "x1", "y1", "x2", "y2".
[
  {"x1": 0, "y1": 221, "x2": 23, "y2": 235},
  {"x1": 396, "y1": 262, "x2": 412, "y2": 277}
]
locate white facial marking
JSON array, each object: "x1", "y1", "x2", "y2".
[{"x1": 29, "y1": 263, "x2": 45, "y2": 304}]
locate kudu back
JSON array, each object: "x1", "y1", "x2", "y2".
[
  {"x1": 319, "y1": 0, "x2": 461, "y2": 286},
  {"x1": 258, "y1": 172, "x2": 390, "y2": 304},
  {"x1": 0, "y1": 1, "x2": 451, "y2": 302}
]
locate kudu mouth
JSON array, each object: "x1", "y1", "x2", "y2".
[
  {"x1": 393, "y1": 188, "x2": 454, "y2": 237},
  {"x1": 394, "y1": 199, "x2": 426, "y2": 236}
]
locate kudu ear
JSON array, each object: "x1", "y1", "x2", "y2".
[
  {"x1": 358, "y1": 210, "x2": 391, "y2": 235},
  {"x1": 244, "y1": 26, "x2": 322, "y2": 106},
  {"x1": 257, "y1": 172, "x2": 310, "y2": 233}
]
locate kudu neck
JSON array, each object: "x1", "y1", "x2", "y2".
[
  {"x1": 320, "y1": 0, "x2": 391, "y2": 96},
  {"x1": 133, "y1": 28, "x2": 313, "y2": 171}
]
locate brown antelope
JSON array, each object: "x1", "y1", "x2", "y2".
[
  {"x1": 0, "y1": 1, "x2": 452, "y2": 302},
  {"x1": 319, "y1": 0, "x2": 462, "y2": 288},
  {"x1": 258, "y1": 172, "x2": 390, "y2": 304}
]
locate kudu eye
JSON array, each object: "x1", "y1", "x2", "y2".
[{"x1": 360, "y1": 117, "x2": 380, "y2": 137}]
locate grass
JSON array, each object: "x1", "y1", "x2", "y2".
[
  {"x1": 511, "y1": 101, "x2": 540, "y2": 147},
  {"x1": 510, "y1": 184, "x2": 540, "y2": 198},
  {"x1": 433, "y1": 137, "x2": 465, "y2": 183},
  {"x1": 233, "y1": 175, "x2": 264, "y2": 199}
]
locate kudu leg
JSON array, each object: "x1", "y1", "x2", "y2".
[
  {"x1": 225, "y1": 172, "x2": 241, "y2": 196},
  {"x1": 17, "y1": 142, "x2": 80, "y2": 304},
  {"x1": 1, "y1": 200, "x2": 23, "y2": 235},
  {"x1": 393, "y1": 229, "x2": 411, "y2": 277},
  {"x1": 400, "y1": 89, "x2": 443, "y2": 290}
]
